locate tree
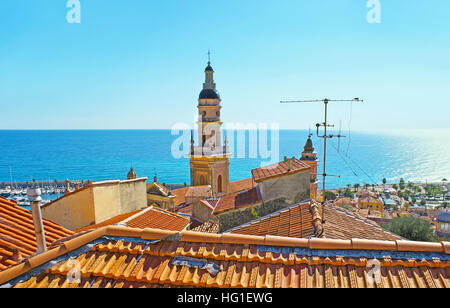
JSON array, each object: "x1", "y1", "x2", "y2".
[
  {"x1": 343, "y1": 188, "x2": 354, "y2": 199},
  {"x1": 399, "y1": 178, "x2": 406, "y2": 190},
  {"x1": 407, "y1": 181, "x2": 413, "y2": 191},
  {"x1": 382, "y1": 178, "x2": 387, "y2": 185},
  {"x1": 383, "y1": 217, "x2": 435, "y2": 242},
  {"x1": 353, "y1": 184, "x2": 360, "y2": 192},
  {"x1": 392, "y1": 184, "x2": 398, "y2": 191}
]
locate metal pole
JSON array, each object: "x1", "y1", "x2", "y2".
[{"x1": 322, "y1": 100, "x2": 328, "y2": 222}]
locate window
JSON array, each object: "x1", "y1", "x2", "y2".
[{"x1": 217, "y1": 175, "x2": 223, "y2": 193}]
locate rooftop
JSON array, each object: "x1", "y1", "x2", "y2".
[
  {"x1": 0, "y1": 197, "x2": 74, "y2": 271},
  {"x1": 171, "y1": 185, "x2": 211, "y2": 207},
  {"x1": 229, "y1": 178, "x2": 254, "y2": 193},
  {"x1": 213, "y1": 188, "x2": 262, "y2": 215},
  {"x1": 229, "y1": 201, "x2": 402, "y2": 241},
  {"x1": 1, "y1": 226, "x2": 448, "y2": 288},
  {"x1": 251, "y1": 158, "x2": 310, "y2": 183},
  {"x1": 74, "y1": 206, "x2": 190, "y2": 233}
]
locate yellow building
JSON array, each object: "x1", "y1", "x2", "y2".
[
  {"x1": 146, "y1": 176, "x2": 176, "y2": 210},
  {"x1": 190, "y1": 60, "x2": 231, "y2": 196},
  {"x1": 357, "y1": 196, "x2": 384, "y2": 212},
  {"x1": 41, "y1": 177, "x2": 148, "y2": 230}
]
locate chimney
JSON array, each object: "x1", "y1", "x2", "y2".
[{"x1": 27, "y1": 187, "x2": 47, "y2": 254}]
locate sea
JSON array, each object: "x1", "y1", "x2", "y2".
[{"x1": 0, "y1": 129, "x2": 449, "y2": 189}]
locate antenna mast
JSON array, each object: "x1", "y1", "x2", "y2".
[{"x1": 281, "y1": 98, "x2": 363, "y2": 223}]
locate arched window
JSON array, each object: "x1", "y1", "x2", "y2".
[
  {"x1": 199, "y1": 175, "x2": 206, "y2": 186},
  {"x1": 217, "y1": 175, "x2": 223, "y2": 193}
]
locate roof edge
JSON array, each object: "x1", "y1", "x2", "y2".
[{"x1": 1, "y1": 225, "x2": 449, "y2": 285}]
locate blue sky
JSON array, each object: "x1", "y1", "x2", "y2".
[{"x1": 0, "y1": 0, "x2": 449, "y2": 130}]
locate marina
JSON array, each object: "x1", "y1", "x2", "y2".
[{"x1": 0, "y1": 181, "x2": 78, "y2": 208}]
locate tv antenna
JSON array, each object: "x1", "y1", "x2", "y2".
[{"x1": 281, "y1": 98, "x2": 363, "y2": 223}]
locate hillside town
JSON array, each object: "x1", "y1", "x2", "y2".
[{"x1": 0, "y1": 61, "x2": 448, "y2": 289}]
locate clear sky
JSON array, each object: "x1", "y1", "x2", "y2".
[{"x1": 0, "y1": 0, "x2": 449, "y2": 130}]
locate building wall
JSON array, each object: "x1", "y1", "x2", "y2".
[
  {"x1": 192, "y1": 201, "x2": 217, "y2": 223},
  {"x1": 42, "y1": 186, "x2": 95, "y2": 230},
  {"x1": 120, "y1": 178, "x2": 147, "y2": 213},
  {"x1": 92, "y1": 182, "x2": 122, "y2": 224},
  {"x1": 258, "y1": 170, "x2": 310, "y2": 205},
  {"x1": 41, "y1": 177, "x2": 148, "y2": 230}
]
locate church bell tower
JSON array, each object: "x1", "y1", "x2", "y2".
[
  {"x1": 189, "y1": 56, "x2": 231, "y2": 195},
  {"x1": 300, "y1": 135, "x2": 319, "y2": 199}
]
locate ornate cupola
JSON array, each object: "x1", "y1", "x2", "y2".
[
  {"x1": 300, "y1": 135, "x2": 319, "y2": 200},
  {"x1": 127, "y1": 167, "x2": 137, "y2": 180}
]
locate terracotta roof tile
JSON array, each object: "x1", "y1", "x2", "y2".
[
  {"x1": 1, "y1": 226, "x2": 448, "y2": 288},
  {"x1": 75, "y1": 210, "x2": 143, "y2": 233},
  {"x1": 229, "y1": 201, "x2": 402, "y2": 241},
  {"x1": 75, "y1": 206, "x2": 190, "y2": 233},
  {"x1": 213, "y1": 188, "x2": 262, "y2": 215},
  {"x1": 171, "y1": 186, "x2": 211, "y2": 207},
  {"x1": 229, "y1": 178, "x2": 254, "y2": 193},
  {"x1": 190, "y1": 221, "x2": 219, "y2": 234},
  {"x1": 123, "y1": 207, "x2": 190, "y2": 231},
  {"x1": 251, "y1": 158, "x2": 310, "y2": 183},
  {"x1": 0, "y1": 197, "x2": 74, "y2": 270}
]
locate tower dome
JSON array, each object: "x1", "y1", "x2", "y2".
[
  {"x1": 199, "y1": 88, "x2": 221, "y2": 99},
  {"x1": 127, "y1": 167, "x2": 137, "y2": 180},
  {"x1": 304, "y1": 135, "x2": 315, "y2": 153}
]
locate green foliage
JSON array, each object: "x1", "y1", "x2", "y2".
[
  {"x1": 382, "y1": 178, "x2": 387, "y2": 185},
  {"x1": 383, "y1": 217, "x2": 435, "y2": 242},
  {"x1": 343, "y1": 188, "x2": 354, "y2": 198},
  {"x1": 251, "y1": 207, "x2": 259, "y2": 220},
  {"x1": 325, "y1": 191, "x2": 337, "y2": 201},
  {"x1": 399, "y1": 178, "x2": 406, "y2": 190}
]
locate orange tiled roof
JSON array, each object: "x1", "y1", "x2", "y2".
[
  {"x1": 76, "y1": 206, "x2": 190, "y2": 233},
  {"x1": 75, "y1": 210, "x2": 143, "y2": 233},
  {"x1": 123, "y1": 207, "x2": 190, "y2": 231},
  {"x1": 230, "y1": 202, "x2": 402, "y2": 241},
  {"x1": 251, "y1": 158, "x2": 310, "y2": 183},
  {"x1": 171, "y1": 186, "x2": 211, "y2": 206},
  {"x1": 229, "y1": 201, "x2": 319, "y2": 238},
  {"x1": 1, "y1": 226, "x2": 449, "y2": 288},
  {"x1": 190, "y1": 221, "x2": 219, "y2": 234},
  {"x1": 213, "y1": 188, "x2": 262, "y2": 215},
  {"x1": 0, "y1": 197, "x2": 74, "y2": 271},
  {"x1": 229, "y1": 178, "x2": 254, "y2": 193}
]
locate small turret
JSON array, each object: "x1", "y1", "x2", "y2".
[{"x1": 127, "y1": 167, "x2": 137, "y2": 180}]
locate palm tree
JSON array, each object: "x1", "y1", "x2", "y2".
[{"x1": 353, "y1": 184, "x2": 360, "y2": 193}]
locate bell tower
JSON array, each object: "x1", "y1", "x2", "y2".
[
  {"x1": 190, "y1": 57, "x2": 230, "y2": 195},
  {"x1": 300, "y1": 135, "x2": 319, "y2": 199}
]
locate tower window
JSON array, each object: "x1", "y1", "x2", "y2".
[{"x1": 218, "y1": 175, "x2": 223, "y2": 193}]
